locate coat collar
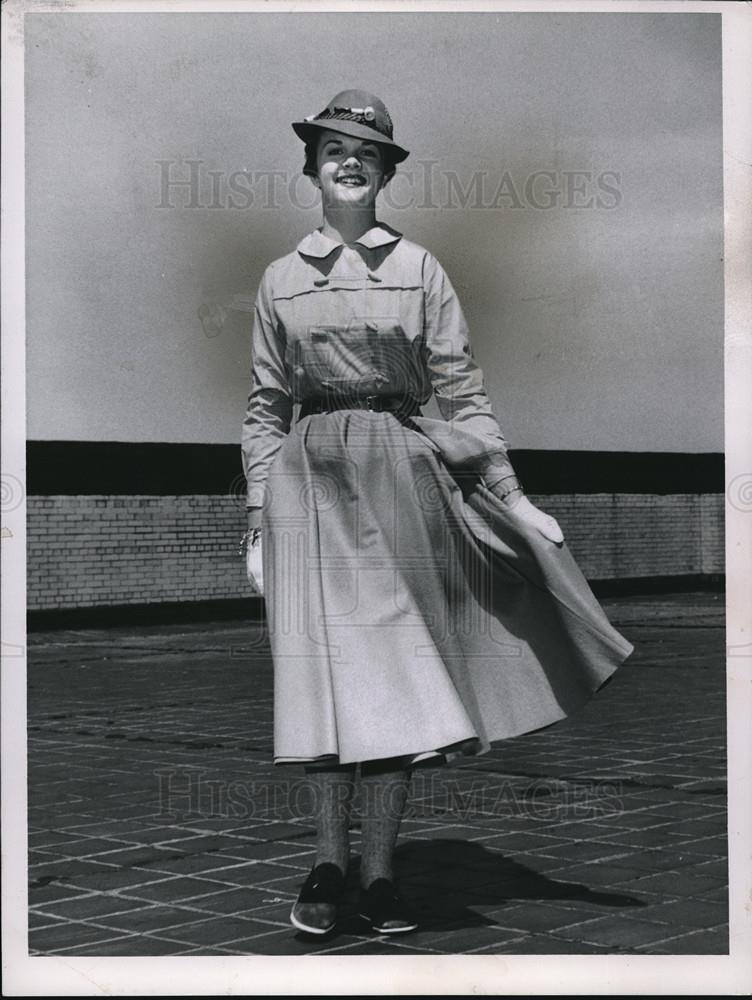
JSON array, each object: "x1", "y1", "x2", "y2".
[{"x1": 296, "y1": 222, "x2": 402, "y2": 259}]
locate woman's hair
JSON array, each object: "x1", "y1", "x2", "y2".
[{"x1": 303, "y1": 137, "x2": 398, "y2": 184}]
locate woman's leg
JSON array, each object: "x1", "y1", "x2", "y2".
[
  {"x1": 358, "y1": 756, "x2": 412, "y2": 887},
  {"x1": 304, "y1": 761, "x2": 357, "y2": 875},
  {"x1": 357, "y1": 755, "x2": 418, "y2": 932},
  {"x1": 290, "y1": 762, "x2": 357, "y2": 934}
]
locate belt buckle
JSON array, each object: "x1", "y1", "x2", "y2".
[{"x1": 364, "y1": 395, "x2": 379, "y2": 412}]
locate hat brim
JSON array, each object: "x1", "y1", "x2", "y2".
[{"x1": 292, "y1": 120, "x2": 409, "y2": 164}]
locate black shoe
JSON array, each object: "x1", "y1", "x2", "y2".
[
  {"x1": 290, "y1": 862, "x2": 346, "y2": 935},
  {"x1": 358, "y1": 878, "x2": 419, "y2": 934}
]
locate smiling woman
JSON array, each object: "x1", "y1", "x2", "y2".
[
  {"x1": 317, "y1": 133, "x2": 386, "y2": 185},
  {"x1": 239, "y1": 88, "x2": 633, "y2": 938}
]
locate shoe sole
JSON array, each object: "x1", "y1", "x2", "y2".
[
  {"x1": 358, "y1": 912, "x2": 418, "y2": 934},
  {"x1": 289, "y1": 905, "x2": 336, "y2": 936}
]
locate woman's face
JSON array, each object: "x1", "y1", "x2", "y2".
[{"x1": 312, "y1": 129, "x2": 387, "y2": 208}]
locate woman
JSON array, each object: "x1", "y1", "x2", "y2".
[{"x1": 241, "y1": 90, "x2": 633, "y2": 937}]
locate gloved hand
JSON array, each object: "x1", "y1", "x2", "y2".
[
  {"x1": 245, "y1": 536, "x2": 264, "y2": 595},
  {"x1": 490, "y1": 485, "x2": 564, "y2": 544}
]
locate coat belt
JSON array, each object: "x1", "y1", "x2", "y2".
[{"x1": 299, "y1": 393, "x2": 421, "y2": 419}]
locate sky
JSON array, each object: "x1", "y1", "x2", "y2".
[{"x1": 24, "y1": 11, "x2": 723, "y2": 452}]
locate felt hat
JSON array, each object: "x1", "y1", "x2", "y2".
[{"x1": 292, "y1": 89, "x2": 409, "y2": 164}]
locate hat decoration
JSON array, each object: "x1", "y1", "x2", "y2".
[{"x1": 292, "y1": 89, "x2": 409, "y2": 164}]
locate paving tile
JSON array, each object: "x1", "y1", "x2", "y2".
[
  {"x1": 537, "y1": 861, "x2": 650, "y2": 886},
  {"x1": 28, "y1": 859, "x2": 120, "y2": 880},
  {"x1": 84, "y1": 904, "x2": 208, "y2": 933},
  {"x1": 636, "y1": 926, "x2": 729, "y2": 954},
  {"x1": 694, "y1": 858, "x2": 728, "y2": 877},
  {"x1": 185, "y1": 885, "x2": 292, "y2": 914},
  {"x1": 177, "y1": 819, "x2": 270, "y2": 834},
  {"x1": 83, "y1": 846, "x2": 190, "y2": 867},
  {"x1": 28, "y1": 910, "x2": 68, "y2": 930},
  {"x1": 28, "y1": 849, "x2": 71, "y2": 866},
  {"x1": 243, "y1": 868, "x2": 310, "y2": 891},
  {"x1": 62, "y1": 868, "x2": 174, "y2": 892},
  {"x1": 292, "y1": 938, "x2": 436, "y2": 955},
  {"x1": 148, "y1": 834, "x2": 258, "y2": 854},
  {"x1": 595, "y1": 827, "x2": 685, "y2": 849},
  {"x1": 52, "y1": 935, "x2": 192, "y2": 956},
  {"x1": 696, "y1": 885, "x2": 729, "y2": 903},
  {"x1": 354, "y1": 943, "x2": 448, "y2": 954},
  {"x1": 227, "y1": 821, "x2": 313, "y2": 841},
  {"x1": 28, "y1": 883, "x2": 96, "y2": 906},
  {"x1": 114, "y1": 876, "x2": 232, "y2": 903},
  {"x1": 146, "y1": 914, "x2": 281, "y2": 946},
  {"x1": 25, "y1": 594, "x2": 728, "y2": 957},
  {"x1": 538, "y1": 894, "x2": 655, "y2": 917},
  {"x1": 415, "y1": 923, "x2": 527, "y2": 952},
  {"x1": 635, "y1": 898, "x2": 728, "y2": 927},
  {"x1": 136, "y1": 853, "x2": 252, "y2": 876},
  {"x1": 28, "y1": 830, "x2": 99, "y2": 849},
  {"x1": 468, "y1": 935, "x2": 613, "y2": 954},
  {"x1": 664, "y1": 836, "x2": 727, "y2": 857},
  {"x1": 401, "y1": 864, "x2": 504, "y2": 892},
  {"x1": 209, "y1": 840, "x2": 313, "y2": 863},
  {"x1": 596, "y1": 813, "x2": 677, "y2": 831},
  {"x1": 482, "y1": 902, "x2": 602, "y2": 934},
  {"x1": 33, "y1": 893, "x2": 150, "y2": 920},
  {"x1": 174, "y1": 945, "x2": 247, "y2": 955},
  {"x1": 32, "y1": 837, "x2": 127, "y2": 858},
  {"x1": 556, "y1": 915, "x2": 692, "y2": 948},
  {"x1": 521, "y1": 840, "x2": 630, "y2": 863},
  {"x1": 609, "y1": 848, "x2": 705, "y2": 873},
  {"x1": 614, "y1": 870, "x2": 725, "y2": 897},
  {"x1": 537, "y1": 821, "x2": 620, "y2": 840},
  {"x1": 635, "y1": 802, "x2": 723, "y2": 820},
  {"x1": 219, "y1": 928, "x2": 367, "y2": 955},
  {"x1": 475, "y1": 832, "x2": 570, "y2": 853},
  {"x1": 224, "y1": 901, "x2": 292, "y2": 926},
  {"x1": 663, "y1": 819, "x2": 728, "y2": 839},
  {"x1": 29, "y1": 920, "x2": 133, "y2": 952},
  {"x1": 89, "y1": 825, "x2": 197, "y2": 844}
]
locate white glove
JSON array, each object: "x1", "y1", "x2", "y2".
[
  {"x1": 245, "y1": 536, "x2": 264, "y2": 596},
  {"x1": 496, "y1": 491, "x2": 564, "y2": 544}
]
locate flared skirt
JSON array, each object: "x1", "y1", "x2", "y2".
[{"x1": 262, "y1": 410, "x2": 633, "y2": 767}]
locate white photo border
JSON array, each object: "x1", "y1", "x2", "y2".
[{"x1": 2, "y1": 0, "x2": 750, "y2": 994}]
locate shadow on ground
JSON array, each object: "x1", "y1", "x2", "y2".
[{"x1": 290, "y1": 837, "x2": 645, "y2": 943}]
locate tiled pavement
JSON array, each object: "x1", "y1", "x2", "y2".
[{"x1": 26, "y1": 591, "x2": 728, "y2": 956}]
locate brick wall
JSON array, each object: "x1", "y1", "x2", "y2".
[
  {"x1": 542, "y1": 493, "x2": 724, "y2": 579},
  {"x1": 27, "y1": 496, "x2": 247, "y2": 610},
  {"x1": 26, "y1": 493, "x2": 724, "y2": 610}
]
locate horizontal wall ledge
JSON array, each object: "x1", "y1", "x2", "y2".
[
  {"x1": 26, "y1": 441, "x2": 724, "y2": 496},
  {"x1": 27, "y1": 597, "x2": 266, "y2": 632},
  {"x1": 26, "y1": 575, "x2": 724, "y2": 632}
]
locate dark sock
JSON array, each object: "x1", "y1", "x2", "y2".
[
  {"x1": 359, "y1": 756, "x2": 412, "y2": 888},
  {"x1": 303, "y1": 762, "x2": 357, "y2": 875}
]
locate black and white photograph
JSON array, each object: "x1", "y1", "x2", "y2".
[{"x1": 2, "y1": 0, "x2": 751, "y2": 994}]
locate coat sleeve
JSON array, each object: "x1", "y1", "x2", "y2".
[
  {"x1": 421, "y1": 251, "x2": 517, "y2": 482},
  {"x1": 241, "y1": 265, "x2": 293, "y2": 508}
]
